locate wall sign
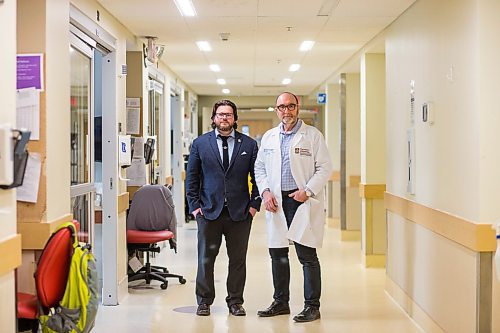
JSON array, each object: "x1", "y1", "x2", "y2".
[
  {"x1": 317, "y1": 92, "x2": 326, "y2": 104},
  {"x1": 17, "y1": 53, "x2": 44, "y2": 91}
]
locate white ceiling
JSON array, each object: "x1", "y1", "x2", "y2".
[{"x1": 96, "y1": 0, "x2": 415, "y2": 97}]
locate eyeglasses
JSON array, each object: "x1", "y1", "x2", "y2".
[
  {"x1": 276, "y1": 103, "x2": 298, "y2": 112},
  {"x1": 215, "y1": 112, "x2": 234, "y2": 119}
]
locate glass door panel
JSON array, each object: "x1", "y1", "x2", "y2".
[
  {"x1": 70, "y1": 34, "x2": 95, "y2": 245},
  {"x1": 148, "y1": 80, "x2": 163, "y2": 184}
]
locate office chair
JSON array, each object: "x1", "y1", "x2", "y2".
[
  {"x1": 17, "y1": 222, "x2": 75, "y2": 332},
  {"x1": 127, "y1": 184, "x2": 186, "y2": 290}
]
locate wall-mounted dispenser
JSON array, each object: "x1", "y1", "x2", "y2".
[
  {"x1": 0, "y1": 127, "x2": 31, "y2": 189},
  {"x1": 118, "y1": 135, "x2": 132, "y2": 168}
]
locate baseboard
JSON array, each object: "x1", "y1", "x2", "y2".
[
  {"x1": 385, "y1": 276, "x2": 444, "y2": 333},
  {"x1": 362, "y1": 254, "x2": 386, "y2": 268},
  {"x1": 340, "y1": 229, "x2": 361, "y2": 241}
]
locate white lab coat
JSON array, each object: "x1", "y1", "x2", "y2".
[{"x1": 254, "y1": 121, "x2": 333, "y2": 248}]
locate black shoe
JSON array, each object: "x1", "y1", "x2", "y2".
[
  {"x1": 228, "y1": 304, "x2": 246, "y2": 316},
  {"x1": 293, "y1": 306, "x2": 321, "y2": 322},
  {"x1": 196, "y1": 304, "x2": 210, "y2": 316},
  {"x1": 257, "y1": 300, "x2": 291, "y2": 317}
]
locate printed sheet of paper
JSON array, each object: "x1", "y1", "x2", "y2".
[
  {"x1": 126, "y1": 157, "x2": 147, "y2": 186},
  {"x1": 16, "y1": 87, "x2": 40, "y2": 140},
  {"x1": 126, "y1": 97, "x2": 141, "y2": 135},
  {"x1": 126, "y1": 107, "x2": 141, "y2": 135},
  {"x1": 17, "y1": 152, "x2": 42, "y2": 203},
  {"x1": 132, "y1": 137, "x2": 144, "y2": 159}
]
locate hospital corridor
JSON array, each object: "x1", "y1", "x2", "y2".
[{"x1": 2, "y1": 0, "x2": 500, "y2": 332}]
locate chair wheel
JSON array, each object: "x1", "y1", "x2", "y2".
[
  {"x1": 160, "y1": 282, "x2": 168, "y2": 290},
  {"x1": 179, "y1": 277, "x2": 187, "y2": 284}
]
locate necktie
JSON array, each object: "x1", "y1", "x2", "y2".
[{"x1": 220, "y1": 136, "x2": 229, "y2": 171}]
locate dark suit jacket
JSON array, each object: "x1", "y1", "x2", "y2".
[{"x1": 186, "y1": 130, "x2": 261, "y2": 221}]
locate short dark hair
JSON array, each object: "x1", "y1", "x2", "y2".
[
  {"x1": 211, "y1": 99, "x2": 238, "y2": 129},
  {"x1": 276, "y1": 92, "x2": 299, "y2": 105}
]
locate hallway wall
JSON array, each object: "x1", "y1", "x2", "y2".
[
  {"x1": 0, "y1": 1, "x2": 19, "y2": 332},
  {"x1": 384, "y1": 0, "x2": 499, "y2": 331}
]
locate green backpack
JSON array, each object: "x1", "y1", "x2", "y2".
[{"x1": 39, "y1": 222, "x2": 99, "y2": 333}]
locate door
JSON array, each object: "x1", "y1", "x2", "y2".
[
  {"x1": 148, "y1": 79, "x2": 164, "y2": 184},
  {"x1": 70, "y1": 33, "x2": 95, "y2": 246},
  {"x1": 170, "y1": 93, "x2": 185, "y2": 224}
]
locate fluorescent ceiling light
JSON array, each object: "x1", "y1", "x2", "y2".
[
  {"x1": 209, "y1": 64, "x2": 221, "y2": 72},
  {"x1": 299, "y1": 41, "x2": 315, "y2": 51},
  {"x1": 282, "y1": 78, "x2": 291, "y2": 85},
  {"x1": 289, "y1": 64, "x2": 300, "y2": 72},
  {"x1": 217, "y1": 78, "x2": 226, "y2": 85},
  {"x1": 196, "y1": 41, "x2": 211, "y2": 52},
  {"x1": 222, "y1": 88, "x2": 230, "y2": 94},
  {"x1": 173, "y1": 0, "x2": 197, "y2": 17}
]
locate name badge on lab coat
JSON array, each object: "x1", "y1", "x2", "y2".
[{"x1": 294, "y1": 147, "x2": 311, "y2": 156}]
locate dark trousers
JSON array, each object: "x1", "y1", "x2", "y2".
[
  {"x1": 196, "y1": 207, "x2": 252, "y2": 307},
  {"x1": 269, "y1": 192, "x2": 321, "y2": 308}
]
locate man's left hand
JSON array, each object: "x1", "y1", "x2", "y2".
[{"x1": 289, "y1": 189, "x2": 308, "y2": 203}]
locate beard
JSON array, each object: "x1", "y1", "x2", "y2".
[
  {"x1": 281, "y1": 115, "x2": 297, "y2": 127},
  {"x1": 216, "y1": 121, "x2": 233, "y2": 132}
]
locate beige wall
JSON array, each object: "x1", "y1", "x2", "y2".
[
  {"x1": 0, "y1": 1, "x2": 19, "y2": 331},
  {"x1": 478, "y1": 0, "x2": 500, "y2": 326},
  {"x1": 385, "y1": 0, "x2": 479, "y2": 218},
  {"x1": 387, "y1": 212, "x2": 479, "y2": 333},
  {"x1": 325, "y1": 84, "x2": 340, "y2": 170},
  {"x1": 345, "y1": 73, "x2": 360, "y2": 178},
  {"x1": 360, "y1": 53, "x2": 386, "y2": 184},
  {"x1": 345, "y1": 73, "x2": 361, "y2": 231},
  {"x1": 46, "y1": 0, "x2": 71, "y2": 221},
  {"x1": 384, "y1": 0, "x2": 499, "y2": 331}
]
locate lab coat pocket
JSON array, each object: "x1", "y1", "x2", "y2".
[{"x1": 287, "y1": 197, "x2": 321, "y2": 248}]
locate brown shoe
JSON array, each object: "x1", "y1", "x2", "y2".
[
  {"x1": 229, "y1": 304, "x2": 246, "y2": 316},
  {"x1": 196, "y1": 303, "x2": 210, "y2": 316},
  {"x1": 257, "y1": 300, "x2": 290, "y2": 317}
]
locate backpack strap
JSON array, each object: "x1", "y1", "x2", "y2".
[{"x1": 54, "y1": 221, "x2": 79, "y2": 248}]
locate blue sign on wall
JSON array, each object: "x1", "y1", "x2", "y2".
[{"x1": 317, "y1": 92, "x2": 326, "y2": 104}]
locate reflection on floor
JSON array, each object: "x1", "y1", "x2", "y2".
[{"x1": 92, "y1": 213, "x2": 423, "y2": 333}]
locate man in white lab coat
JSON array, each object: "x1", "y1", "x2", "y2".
[{"x1": 254, "y1": 92, "x2": 333, "y2": 323}]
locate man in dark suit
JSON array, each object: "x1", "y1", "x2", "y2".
[{"x1": 186, "y1": 99, "x2": 261, "y2": 317}]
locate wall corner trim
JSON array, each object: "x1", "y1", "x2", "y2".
[{"x1": 0, "y1": 234, "x2": 22, "y2": 276}]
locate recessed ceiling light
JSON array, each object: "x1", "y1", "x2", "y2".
[
  {"x1": 282, "y1": 78, "x2": 291, "y2": 85},
  {"x1": 196, "y1": 41, "x2": 211, "y2": 52},
  {"x1": 217, "y1": 78, "x2": 226, "y2": 85},
  {"x1": 173, "y1": 0, "x2": 197, "y2": 17},
  {"x1": 267, "y1": 107, "x2": 275, "y2": 112},
  {"x1": 299, "y1": 41, "x2": 315, "y2": 51},
  {"x1": 289, "y1": 64, "x2": 300, "y2": 72},
  {"x1": 222, "y1": 88, "x2": 230, "y2": 94},
  {"x1": 209, "y1": 64, "x2": 221, "y2": 72}
]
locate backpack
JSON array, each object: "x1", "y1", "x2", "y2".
[{"x1": 38, "y1": 222, "x2": 99, "y2": 333}]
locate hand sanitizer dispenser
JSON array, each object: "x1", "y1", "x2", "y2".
[{"x1": 118, "y1": 135, "x2": 132, "y2": 168}]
